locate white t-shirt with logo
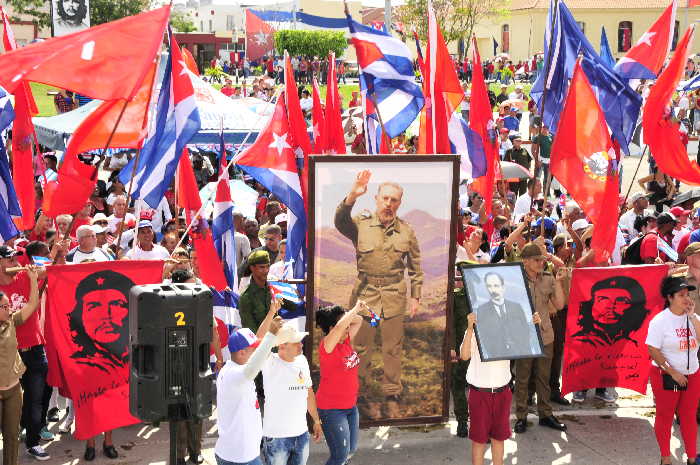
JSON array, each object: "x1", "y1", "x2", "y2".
[
  {"x1": 262, "y1": 354, "x2": 312, "y2": 438},
  {"x1": 126, "y1": 244, "x2": 170, "y2": 260},
  {"x1": 215, "y1": 361, "x2": 262, "y2": 463},
  {"x1": 646, "y1": 309, "x2": 700, "y2": 375}
]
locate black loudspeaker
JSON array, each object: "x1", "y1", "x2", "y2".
[{"x1": 129, "y1": 283, "x2": 214, "y2": 422}]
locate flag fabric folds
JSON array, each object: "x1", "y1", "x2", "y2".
[
  {"x1": 45, "y1": 261, "x2": 164, "y2": 440},
  {"x1": 562, "y1": 265, "x2": 667, "y2": 395},
  {"x1": 0, "y1": 144, "x2": 19, "y2": 241},
  {"x1": 0, "y1": 6, "x2": 169, "y2": 100},
  {"x1": 120, "y1": 29, "x2": 201, "y2": 208},
  {"x1": 423, "y1": 0, "x2": 466, "y2": 154},
  {"x1": 347, "y1": 15, "x2": 424, "y2": 139},
  {"x1": 0, "y1": 85, "x2": 13, "y2": 131},
  {"x1": 311, "y1": 78, "x2": 326, "y2": 152},
  {"x1": 642, "y1": 26, "x2": 700, "y2": 184},
  {"x1": 212, "y1": 133, "x2": 238, "y2": 291},
  {"x1": 245, "y1": 9, "x2": 275, "y2": 62},
  {"x1": 531, "y1": 0, "x2": 642, "y2": 154},
  {"x1": 322, "y1": 53, "x2": 346, "y2": 154},
  {"x1": 283, "y1": 52, "x2": 312, "y2": 206},
  {"x1": 11, "y1": 85, "x2": 36, "y2": 229},
  {"x1": 614, "y1": 0, "x2": 677, "y2": 80},
  {"x1": 234, "y1": 95, "x2": 306, "y2": 281},
  {"x1": 599, "y1": 26, "x2": 616, "y2": 69},
  {"x1": 550, "y1": 60, "x2": 620, "y2": 261}
]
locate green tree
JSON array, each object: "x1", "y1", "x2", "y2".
[
  {"x1": 5, "y1": 0, "x2": 154, "y2": 29},
  {"x1": 170, "y1": 9, "x2": 196, "y2": 33},
  {"x1": 274, "y1": 30, "x2": 348, "y2": 58},
  {"x1": 397, "y1": 0, "x2": 509, "y2": 51}
]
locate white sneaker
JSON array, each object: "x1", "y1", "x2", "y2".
[
  {"x1": 572, "y1": 391, "x2": 586, "y2": 403},
  {"x1": 595, "y1": 390, "x2": 616, "y2": 403},
  {"x1": 27, "y1": 445, "x2": 50, "y2": 461}
]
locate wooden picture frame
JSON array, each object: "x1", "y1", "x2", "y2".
[{"x1": 307, "y1": 155, "x2": 459, "y2": 427}]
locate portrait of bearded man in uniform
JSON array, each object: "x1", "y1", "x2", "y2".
[
  {"x1": 69, "y1": 269, "x2": 134, "y2": 374},
  {"x1": 53, "y1": 0, "x2": 90, "y2": 36},
  {"x1": 334, "y1": 169, "x2": 424, "y2": 420}
]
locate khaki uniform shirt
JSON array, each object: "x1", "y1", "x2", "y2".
[
  {"x1": 0, "y1": 311, "x2": 25, "y2": 387},
  {"x1": 526, "y1": 272, "x2": 556, "y2": 346},
  {"x1": 334, "y1": 201, "x2": 423, "y2": 318}
]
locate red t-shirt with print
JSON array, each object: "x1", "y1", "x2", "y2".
[
  {"x1": 0, "y1": 273, "x2": 43, "y2": 349},
  {"x1": 316, "y1": 335, "x2": 359, "y2": 409}
]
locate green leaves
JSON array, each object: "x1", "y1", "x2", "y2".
[
  {"x1": 170, "y1": 9, "x2": 196, "y2": 33},
  {"x1": 274, "y1": 30, "x2": 348, "y2": 58}
]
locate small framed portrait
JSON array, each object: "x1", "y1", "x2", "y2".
[
  {"x1": 52, "y1": 0, "x2": 90, "y2": 37},
  {"x1": 459, "y1": 262, "x2": 544, "y2": 362}
]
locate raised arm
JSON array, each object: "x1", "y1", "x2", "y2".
[
  {"x1": 323, "y1": 300, "x2": 367, "y2": 354},
  {"x1": 18, "y1": 267, "x2": 40, "y2": 324}
]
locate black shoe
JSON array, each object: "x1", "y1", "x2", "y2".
[
  {"x1": 539, "y1": 415, "x2": 567, "y2": 432},
  {"x1": 103, "y1": 444, "x2": 118, "y2": 459},
  {"x1": 84, "y1": 447, "x2": 96, "y2": 461},
  {"x1": 456, "y1": 420, "x2": 468, "y2": 438},
  {"x1": 550, "y1": 394, "x2": 571, "y2": 406},
  {"x1": 513, "y1": 419, "x2": 527, "y2": 433},
  {"x1": 47, "y1": 407, "x2": 59, "y2": 422},
  {"x1": 189, "y1": 454, "x2": 204, "y2": 464}
]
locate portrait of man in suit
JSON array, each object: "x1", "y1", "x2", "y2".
[{"x1": 474, "y1": 271, "x2": 535, "y2": 360}]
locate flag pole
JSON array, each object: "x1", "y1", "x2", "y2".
[
  {"x1": 368, "y1": 92, "x2": 394, "y2": 154},
  {"x1": 535, "y1": 0, "x2": 559, "y2": 236}
]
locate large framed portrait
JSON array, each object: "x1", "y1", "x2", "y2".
[
  {"x1": 459, "y1": 262, "x2": 544, "y2": 362},
  {"x1": 52, "y1": 0, "x2": 90, "y2": 37},
  {"x1": 308, "y1": 155, "x2": 459, "y2": 426}
]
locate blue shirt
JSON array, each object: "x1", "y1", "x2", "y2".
[{"x1": 503, "y1": 115, "x2": 519, "y2": 131}]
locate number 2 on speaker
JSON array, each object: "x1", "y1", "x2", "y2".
[{"x1": 174, "y1": 312, "x2": 186, "y2": 326}]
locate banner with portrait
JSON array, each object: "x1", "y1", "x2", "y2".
[
  {"x1": 52, "y1": 0, "x2": 90, "y2": 37},
  {"x1": 308, "y1": 155, "x2": 459, "y2": 426},
  {"x1": 45, "y1": 261, "x2": 163, "y2": 439},
  {"x1": 562, "y1": 264, "x2": 668, "y2": 395}
]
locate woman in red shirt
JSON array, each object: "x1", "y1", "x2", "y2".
[{"x1": 315, "y1": 301, "x2": 366, "y2": 465}]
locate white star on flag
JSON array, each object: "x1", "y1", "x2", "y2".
[
  {"x1": 637, "y1": 31, "x2": 656, "y2": 47},
  {"x1": 269, "y1": 132, "x2": 291, "y2": 156},
  {"x1": 178, "y1": 60, "x2": 189, "y2": 76},
  {"x1": 254, "y1": 31, "x2": 269, "y2": 46}
]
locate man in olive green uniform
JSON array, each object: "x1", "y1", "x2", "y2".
[
  {"x1": 513, "y1": 243, "x2": 567, "y2": 434},
  {"x1": 238, "y1": 250, "x2": 273, "y2": 332},
  {"x1": 505, "y1": 135, "x2": 532, "y2": 196},
  {"x1": 334, "y1": 169, "x2": 423, "y2": 419}
]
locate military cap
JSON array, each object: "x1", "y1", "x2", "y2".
[
  {"x1": 248, "y1": 250, "x2": 270, "y2": 266},
  {"x1": 520, "y1": 243, "x2": 545, "y2": 260},
  {"x1": 686, "y1": 241, "x2": 700, "y2": 258}
]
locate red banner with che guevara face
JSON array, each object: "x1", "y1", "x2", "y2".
[
  {"x1": 45, "y1": 261, "x2": 163, "y2": 440},
  {"x1": 562, "y1": 265, "x2": 668, "y2": 396}
]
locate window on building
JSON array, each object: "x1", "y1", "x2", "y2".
[
  {"x1": 618, "y1": 21, "x2": 632, "y2": 52},
  {"x1": 200, "y1": 20, "x2": 204, "y2": 31},
  {"x1": 209, "y1": 19, "x2": 213, "y2": 32},
  {"x1": 226, "y1": 15, "x2": 235, "y2": 31},
  {"x1": 501, "y1": 24, "x2": 509, "y2": 53},
  {"x1": 672, "y1": 20, "x2": 680, "y2": 50},
  {"x1": 576, "y1": 21, "x2": 585, "y2": 34}
]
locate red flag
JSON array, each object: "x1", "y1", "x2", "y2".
[
  {"x1": 323, "y1": 53, "x2": 346, "y2": 154},
  {"x1": 45, "y1": 261, "x2": 164, "y2": 439},
  {"x1": 690, "y1": 0, "x2": 700, "y2": 7},
  {"x1": 311, "y1": 78, "x2": 326, "y2": 152},
  {"x1": 245, "y1": 10, "x2": 275, "y2": 62},
  {"x1": 642, "y1": 26, "x2": 700, "y2": 184},
  {"x1": 0, "y1": 6, "x2": 15, "y2": 51},
  {"x1": 551, "y1": 60, "x2": 620, "y2": 261},
  {"x1": 0, "y1": 6, "x2": 169, "y2": 100},
  {"x1": 562, "y1": 265, "x2": 667, "y2": 395},
  {"x1": 177, "y1": 150, "x2": 202, "y2": 219},
  {"x1": 469, "y1": 37, "x2": 499, "y2": 222},
  {"x1": 423, "y1": 0, "x2": 464, "y2": 154},
  {"x1": 182, "y1": 46, "x2": 200, "y2": 76},
  {"x1": 284, "y1": 51, "x2": 312, "y2": 208},
  {"x1": 12, "y1": 85, "x2": 36, "y2": 230}
]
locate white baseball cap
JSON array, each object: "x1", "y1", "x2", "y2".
[
  {"x1": 275, "y1": 323, "x2": 308, "y2": 345},
  {"x1": 571, "y1": 219, "x2": 590, "y2": 231}
]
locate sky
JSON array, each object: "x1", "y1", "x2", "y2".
[{"x1": 169, "y1": 0, "x2": 406, "y2": 7}]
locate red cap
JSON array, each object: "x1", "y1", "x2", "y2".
[{"x1": 670, "y1": 206, "x2": 691, "y2": 217}]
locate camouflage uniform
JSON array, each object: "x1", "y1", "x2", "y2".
[{"x1": 334, "y1": 200, "x2": 423, "y2": 398}]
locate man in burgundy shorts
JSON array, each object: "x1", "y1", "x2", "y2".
[{"x1": 460, "y1": 310, "x2": 541, "y2": 464}]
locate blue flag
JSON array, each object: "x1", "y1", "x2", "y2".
[
  {"x1": 531, "y1": 0, "x2": 642, "y2": 154},
  {"x1": 492, "y1": 37, "x2": 499, "y2": 56},
  {"x1": 599, "y1": 26, "x2": 616, "y2": 69}
]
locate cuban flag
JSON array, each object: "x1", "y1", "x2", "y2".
[
  {"x1": 234, "y1": 95, "x2": 306, "y2": 284},
  {"x1": 347, "y1": 14, "x2": 423, "y2": 138},
  {"x1": 120, "y1": 28, "x2": 201, "y2": 208},
  {"x1": 0, "y1": 85, "x2": 14, "y2": 132},
  {"x1": 268, "y1": 281, "x2": 301, "y2": 304},
  {"x1": 212, "y1": 132, "x2": 238, "y2": 291},
  {"x1": 359, "y1": 74, "x2": 384, "y2": 154},
  {"x1": 0, "y1": 85, "x2": 19, "y2": 242},
  {"x1": 212, "y1": 290, "x2": 240, "y2": 362},
  {"x1": 448, "y1": 115, "x2": 487, "y2": 180},
  {"x1": 614, "y1": 0, "x2": 677, "y2": 80}
]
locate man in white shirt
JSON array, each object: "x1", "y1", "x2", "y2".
[
  {"x1": 618, "y1": 192, "x2": 650, "y2": 239},
  {"x1": 261, "y1": 323, "x2": 322, "y2": 465},
  {"x1": 125, "y1": 221, "x2": 171, "y2": 260},
  {"x1": 107, "y1": 195, "x2": 136, "y2": 235},
  {"x1": 215, "y1": 319, "x2": 283, "y2": 465},
  {"x1": 135, "y1": 197, "x2": 172, "y2": 238},
  {"x1": 66, "y1": 225, "x2": 113, "y2": 263},
  {"x1": 513, "y1": 178, "x2": 542, "y2": 223},
  {"x1": 299, "y1": 90, "x2": 312, "y2": 112},
  {"x1": 234, "y1": 212, "x2": 252, "y2": 268}
]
